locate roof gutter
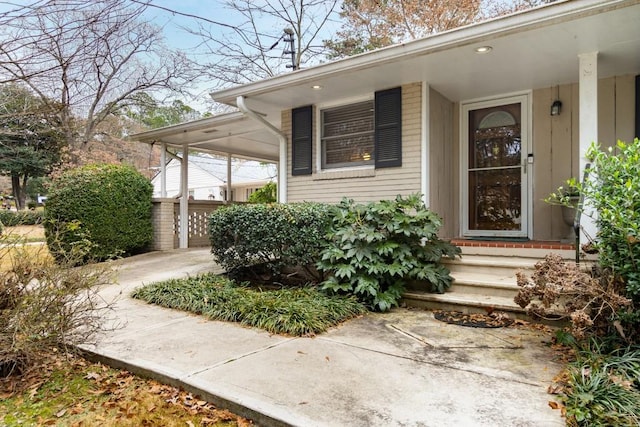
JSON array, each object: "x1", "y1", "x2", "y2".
[{"x1": 236, "y1": 96, "x2": 287, "y2": 203}]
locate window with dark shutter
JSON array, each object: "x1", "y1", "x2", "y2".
[
  {"x1": 291, "y1": 105, "x2": 313, "y2": 175},
  {"x1": 321, "y1": 100, "x2": 374, "y2": 169},
  {"x1": 375, "y1": 87, "x2": 402, "y2": 168}
]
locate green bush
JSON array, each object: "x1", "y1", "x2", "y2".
[
  {"x1": 0, "y1": 210, "x2": 43, "y2": 226},
  {"x1": 549, "y1": 138, "x2": 640, "y2": 342},
  {"x1": 248, "y1": 182, "x2": 277, "y2": 203},
  {"x1": 317, "y1": 194, "x2": 460, "y2": 311},
  {"x1": 209, "y1": 202, "x2": 332, "y2": 282},
  {"x1": 44, "y1": 164, "x2": 153, "y2": 262}
]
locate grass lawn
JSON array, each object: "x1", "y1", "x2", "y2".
[
  {"x1": 0, "y1": 352, "x2": 251, "y2": 426},
  {"x1": 3, "y1": 225, "x2": 45, "y2": 241},
  {"x1": 132, "y1": 273, "x2": 367, "y2": 336}
]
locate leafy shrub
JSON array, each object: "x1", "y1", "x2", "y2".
[
  {"x1": 44, "y1": 164, "x2": 153, "y2": 262},
  {"x1": 209, "y1": 202, "x2": 332, "y2": 283},
  {"x1": 585, "y1": 139, "x2": 640, "y2": 300},
  {"x1": 132, "y1": 273, "x2": 366, "y2": 336},
  {"x1": 248, "y1": 182, "x2": 277, "y2": 203},
  {"x1": 0, "y1": 232, "x2": 115, "y2": 376},
  {"x1": 515, "y1": 254, "x2": 633, "y2": 341},
  {"x1": 0, "y1": 209, "x2": 43, "y2": 226},
  {"x1": 317, "y1": 194, "x2": 460, "y2": 311},
  {"x1": 548, "y1": 139, "x2": 640, "y2": 341},
  {"x1": 552, "y1": 139, "x2": 640, "y2": 300}
]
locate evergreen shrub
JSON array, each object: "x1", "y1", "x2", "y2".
[
  {"x1": 44, "y1": 164, "x2": 153, "y2": 262},
  {"x1": 0, "y1": 210, "x2": 43, "y2": 226},
  {"x1": 209, "y1": 203, "x2": 332, "y2": 282}
]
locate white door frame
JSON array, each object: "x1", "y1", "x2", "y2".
[{"x1": 460, "y1": 91, "x2": 533, "y2": 239}]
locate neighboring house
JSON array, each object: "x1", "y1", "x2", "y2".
[
  {"x1": 134, "y1": 0, "x2": 640, "y2": 244},
  {"x1": 151, "y1": 154, "x2": 276, "y2": 202}
]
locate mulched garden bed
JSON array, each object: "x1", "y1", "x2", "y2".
[{"x1": 433, "y1": 310, "x2": 514, "y2": 328}]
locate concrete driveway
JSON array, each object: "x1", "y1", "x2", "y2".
[{"x1": 83, "y1": 249, "x2": 565, "y2": 427}]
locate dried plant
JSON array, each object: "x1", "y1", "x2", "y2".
[
  {"x1": 515, "y1": 254, "x2": 632, "y2": 341},
  {"x1": 0, "y1": 233, "x2": 116, "y2": 377}
]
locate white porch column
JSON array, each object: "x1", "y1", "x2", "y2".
[
  {"x1": 179, "y1": 145, "x2": 189, "y2": 248},
  {"x1": 421, "y1": 82, "x2": 430, "y2": 207},
  {"x1": 160, "y1": 142, "x2": 167, "y2": 198},
  {"x1": 578, "y1": 52, "x2": 599, "y2": 244},
  {"x1": 226, "y1": 153, "x2": 232, "y2": 202}
]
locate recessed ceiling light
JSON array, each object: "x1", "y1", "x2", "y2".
[
  {"x1": 311, "y1": 85, "x2": 323, "y2": 90},
  {"x1": 475, "y1": 46, "x2": 493, "y2": 54}
]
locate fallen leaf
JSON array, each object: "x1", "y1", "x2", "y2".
[
  {"x1": 325, "y1": 356, "x2": 330, "y2": 362},
  {"x1": 56, "y1": 408, "x2": 67, "y2": 418},
  {"x1": 548, "y1": 401, "x2": 560, "y2": 410},
  {"x1": 186, "y1": 421, "x2": 195, "y2": 427},
  {"x1": 84, "y1": 371, "x2": 101, "y2": 381},
  {"x1": 298, "y1": 401, "x2": 308, "y2": 405}
]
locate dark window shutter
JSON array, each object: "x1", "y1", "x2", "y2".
[
  {"x1": 375, "y1": 87, "x2": 402, "y2": 168},
  {"x1": 292, "y1": 105, "x2": 313, "y2": 176}
]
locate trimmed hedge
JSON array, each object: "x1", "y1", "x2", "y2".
[
  {"x1": 209, "y1": 203, "x2": 332, "y2": 282},
  {"x1": 44, "y1": 164, "x2": 153, "y2": 262},
  {"x1": 0, "y1": 210, "x2": 43, "y2": 226}
]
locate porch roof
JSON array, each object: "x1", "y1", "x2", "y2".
[{"x1": 213, "y1": 0, "x2": 640, "y2": 116}]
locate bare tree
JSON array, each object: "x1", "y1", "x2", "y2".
[
  {"x1": 176, "y1": 0, "x2": 340, "y2": 87},
  {"x1": 0, "y1": 0, "x2": 195, "y2": 146},
  {"x1": 325, "y1": 0, "x2": 555, "y2": 59}
]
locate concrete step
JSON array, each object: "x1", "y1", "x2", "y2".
[
  {"x1": 449, "y1": 272, "x2": 519, "y2": 299},
  {"x1": 402, "y1": 290, "x2": 527, "y2": 319},
  {"x1": 443, "y1": 255, "x2": 538, "y2": 277}
]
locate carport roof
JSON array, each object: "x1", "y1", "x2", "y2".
[{"x1": 131, "y1": 111, "x2": 280, "y2": 163}]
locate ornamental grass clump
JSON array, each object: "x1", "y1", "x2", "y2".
[
  {"x1": 561, "y1": 343, "x2": 640, "y2": 426},
  {"x1": 132, "y1": 273, "x2": 366, "y2": 336},
  {"x1": 317, "y1": 194, "x2": 460, "y2": 312}
]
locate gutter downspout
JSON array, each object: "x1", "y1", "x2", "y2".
[{"x1": 236, "y1": 96, "x2": 288, "y2": 203}]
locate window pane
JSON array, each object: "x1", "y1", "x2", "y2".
[
  {"x1": 322, "y1": 100, "x2": 374, "y2": 168},
  {"x1": 325, "y1": 134, "x2": 374, "y2": 166},
  {"x1": 468, "y1": 168, "x2": 521, "y2": 230}
]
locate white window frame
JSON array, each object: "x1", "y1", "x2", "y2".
[{"x1": 315, "y1": 95, "x2": 375, "y2": 173}]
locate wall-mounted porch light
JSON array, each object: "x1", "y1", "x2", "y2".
[{"x1": 550, "y1": 100, "x2": 562, "y2": 116}]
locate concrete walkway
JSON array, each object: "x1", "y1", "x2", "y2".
[{"x1": 82, "y1": 249, "x2": 566, "y2": 427}]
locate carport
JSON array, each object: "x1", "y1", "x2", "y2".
[{"x1": 132, "y1": 107, "x2": 284, "y2": 249}]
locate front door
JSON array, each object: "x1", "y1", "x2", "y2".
[{"x1": 462, "y1": 94, "x2": 530, "y2": 238}]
